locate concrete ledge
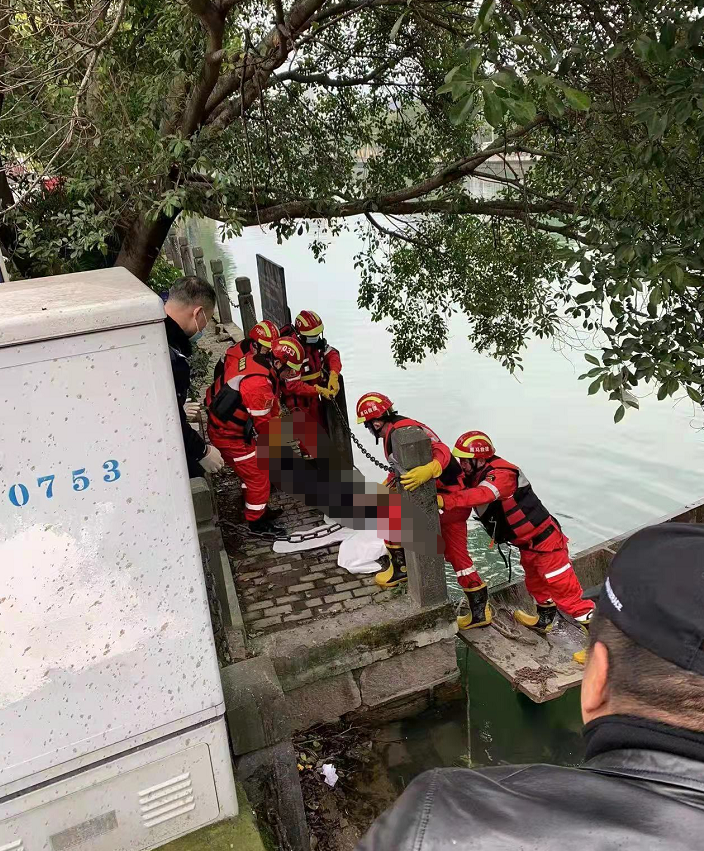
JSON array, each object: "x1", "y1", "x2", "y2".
[
  {"x1": 358, "y1": 638, "x2": 458, "y2": 707},
  {"x1": 221, "y1": 658, "x2": 291, "y2": 755},
  {"x1": 250, "y1": 598, "x2": 457, "y2": 692},
  {"x1": 215, "y1": 549, "x2": 244, "y2": 631},
  {"x1": 287, "y1": 672, "x2": 361, "y2": 732}
]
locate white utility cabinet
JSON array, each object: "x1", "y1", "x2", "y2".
[{"x1": 0, "y1": 269, "x2": 236, "y2": 851}]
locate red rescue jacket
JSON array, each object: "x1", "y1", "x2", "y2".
[
  {"x1": 443, "y1": 456, "x2": 553, "y2": 546},
  {"x1": 381, "y1": 416, "x2": 462, "y2": 492},
  {"x1": 206, "y1": 352, "x2": 278, "y2": 449}
]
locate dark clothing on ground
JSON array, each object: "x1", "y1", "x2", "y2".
[
  {"x1": 165, "y1": 315, "x2": 207, "y2": 478},
  {"x1": 357, "y1": 714, "x2": 704, "y2": 851}
]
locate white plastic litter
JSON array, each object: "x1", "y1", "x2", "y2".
[
  {"x1": 320, "y1": 763, "x2": 339, "y2": 787},
  {"x1": 337, "y1": 530, "x2": 387, "y2": 574}
]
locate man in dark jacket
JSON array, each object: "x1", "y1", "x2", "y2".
[
  {"x1": 164, "y1": 276, "x2": 224, "y2": 478},
  {"x1": 358, "y1": 522, "x2": 704, "y2": 851}
]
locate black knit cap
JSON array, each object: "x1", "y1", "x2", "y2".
[{"x1": 599, "y1": 523, "x2": 704, "y2": 674}]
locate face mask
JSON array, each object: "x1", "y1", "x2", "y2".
[
  {"x1": 189, "y1": 309, "x2": 205, "y2": 343},
  {"x1": 303, "y1": 335, "x2": 321, "y2": 346}
]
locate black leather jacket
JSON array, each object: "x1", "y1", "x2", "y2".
[{"x1": 358, "y1": 720, "x2": 704, "y2": 851}]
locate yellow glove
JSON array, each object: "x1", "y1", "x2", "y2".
[
  {"x1": 315, "y1": 384, "x2": 333, "y2": 400},
  {"x1": 400, "y1": 459, "x2": 442, "y2": 492},
  {"x1": 437, "y1": 494, "x2": 444, "y2": 509},
  {"x1": 327, "y1": 372, "x2": 340, "y2": 397}
]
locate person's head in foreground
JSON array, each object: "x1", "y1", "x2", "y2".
[{"x1": 357, "y1": 522, "x2": 704, "y2": 851}]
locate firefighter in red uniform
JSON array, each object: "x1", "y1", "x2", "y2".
[
  {"x1": 439, "y1": 431, "x2": 595, "y2": 633},
  {"x1": 222, "y1": 319, "x2": 279, "y2": 364},
  {"x1": 206, "y1": 336, "x2": 305, "y2": 535},
  {"x1": 355, "y1": 394, "x2": 489, "y2": 628}
]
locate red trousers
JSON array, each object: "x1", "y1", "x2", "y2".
[
  {"x1": 219, "y1": 445, "x2": 269, "y2": 521},
  {"x1": 519, "y1": 527, "x2": 594, "y2": 619},
  {"x1": 440, "y1": 507, "x2": 483, "y2": 588}
]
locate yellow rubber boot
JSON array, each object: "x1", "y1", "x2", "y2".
[
  {"x1": 573, "y1": 649, "x2": 587, "y2": 665},
  {"x1": 375, "y1": 546, "x2": 407, "y2": 588},
  {"x1": 514, "y1": 602, "x2": 557, "y2": 634},
  {"x1": 457, "y1": 583, "x2": 492, "y2": 630}
]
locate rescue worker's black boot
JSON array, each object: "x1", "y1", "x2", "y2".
[
  {"x1": 573, "y1": 607, "x2": 594, "y2": 665},
  {"x1": 514, "y1": 601, "x2": 557, "y2": 634},
  {"x1": 457, "y1": 583, "x2": 492, "y2": 630},
  {"x1": 249, "y1": 516, "x2": 286, "y2": 536},
  {"x1": 263, "y1": 504, "x2": 284, "y2": 521},
  {"x1": 375, "y1": 545, "x2": 407, "y2": 588}
]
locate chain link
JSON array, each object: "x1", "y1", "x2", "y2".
[
  {"x1": 330, "y1": 398, "x2": 395, "y2": 473},
  {"x1": 234, "y1": 521, "x2": 344, "y2": 544}
]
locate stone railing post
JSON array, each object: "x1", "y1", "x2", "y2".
[
  {"x1": 178, "y1": 236, "x2": 195, "y2": 276},
  {"x1": 391, "y1": 426, "x2": 449, "y2": 608},
  {"x1": 168, "y1": 233, "x2": 182, "y2": 270},
  {"x1": 210, "y1": 259, "x2": 233, "y2": 324},
  {"x1": 324, "y1": 373, "x2": 353, "y2": 464},
  {"x1": 235, "y1": 276, "x2": 257, "y2": 337},
  {"x1": 192, "y1": 245, "x2": 209, "y2": 283}
]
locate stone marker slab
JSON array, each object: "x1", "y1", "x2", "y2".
[{"x1": 286, "y1": 671, "x2": 361, "y2": 732}]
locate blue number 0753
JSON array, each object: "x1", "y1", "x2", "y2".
[{"x1": 103, "y1": 460, "x2": 121, "y2": 482}]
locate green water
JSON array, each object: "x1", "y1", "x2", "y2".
[{"x1": 195, "y1": 215, "x2": 703, "y2": 771}]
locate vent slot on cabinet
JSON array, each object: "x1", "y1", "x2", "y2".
[{"x1": 138, "y1": 772, "x2": 196, "y2": 828}]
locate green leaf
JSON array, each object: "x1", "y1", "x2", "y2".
[
  {"x1": 473, "y1": 0, "x2": 496, "y2": 33},
  {"x1": 585, "y1": 353, "x2": 600, "y2": 365},
  {"x1": 691, "y1": 344, "x2": 704, "y2": 357},
  {"x1": 687, "y1": 386, "x2": 703, "y2": 403},
  {"x1": 660, "y1": 22, "x2": 676, "y2": 50},
  {"x1": 506, "y1": 98, "x2": 537, "y2": 124},
  {"x1": 544, "y1": 89, "x2": 565, "y2": 118},
  {"x1": 483, "y1": 90, "x2": 506, "y2": 127},
  {"x1": 449, "y1": 93, "x2": 477, "y2": 126},
  {"x1": 511, "y1": 34, "x2": 532, "y2": 45},
  {"x1": 614, "y1": 405, "x2": 625, "y2": 423},
  {"x1": 562, "y1": 87, "x2": 591, "y2": 111},
  {"x1": 468, "y1": 48, "x2": 483, "y2": 76},
  {"x1": 588, "y1": 377, "x2": 602, "y2": 395},
  {"x1": 493, "y1": 70, "x2": 520, "y2": 93},
  {"x1": 657, "y1": 382, "x2": 669, "y2": 401},
  {"x1": 605, "y1": 44, "x2": 626, "y2": 61},
  {"x1": 389, "y1": 9, "x2": 408, "y2": 41},
  {"x1": 688, "y1": 17, "x2": 704, "y2": 48},
  {"x1": 646, "y1": 111, "x2": 669, "y2": 139},
  {"x1": 672, "y1": 98, "x2": 693, "y2": 125}
]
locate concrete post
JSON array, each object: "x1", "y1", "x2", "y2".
[
  {"x1": 323, "y1": 373, "x2": 353, "y2": 464},
  {"x1": 235, "y1": 276, "x2": 257, "y2": 337},
  {"x1": 178, "y1": 236, "x2": 195, "y2": 276},
  {"x1": 168, "y1": 233, "x2": 182, "y2": 269},
  {"x1": 163, "y1": 238, "x2": 176, "y2": 266},
  {"x1": 391, "y1": 426, "x2": 449, "y2": 608},
  {"x1": 210, "y1": 259, "x2": 233, "y2": 324}
]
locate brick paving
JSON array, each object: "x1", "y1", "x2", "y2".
[{"x1": 214, "y1": 466, "x2": 398, "y2": 636}]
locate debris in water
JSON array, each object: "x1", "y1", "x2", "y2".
[{"x1": 320, "y1": 764, "x2": 339, "y2": 787}]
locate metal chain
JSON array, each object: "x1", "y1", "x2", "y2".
[
  {"x1": 330, "y1": 398, "x2": 395, "y2": 473},
  {"x1": 235, "y1": 521, "x2": 344, "y2": 544}
]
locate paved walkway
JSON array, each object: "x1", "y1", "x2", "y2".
[{"x1": 215, "y1": 467, "x2": 397, "y2": 636}]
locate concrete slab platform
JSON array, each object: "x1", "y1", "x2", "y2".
[{"x1": 457, "y1": 608, "x2": 587, "y2": 703}]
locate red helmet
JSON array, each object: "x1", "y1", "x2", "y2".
[
  {"x1": 356, "y1": 392, "x2": 394, "y2": 424},
  {"x1": 271, "y1": 336, "x2": 305, "y2": 371},
  {"x1": 295, "y1": 310, "x2": 324, "y2": 338},
  {"x1": 452, "y1": 431, "x2": 495, "y2": 459},
  {"x1": 249, "y1": 319, "x2": 279, "y2": 349}
]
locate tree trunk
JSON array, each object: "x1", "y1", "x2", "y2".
[{"x1": 114, "y1": 210, "x2": 177, "y2": 281}]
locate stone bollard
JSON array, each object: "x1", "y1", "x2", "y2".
[
  {"x1": 178, "y1": 236, "x2": 195, "y2": 276},
  {"x1": 235, "y1": 276, "x2": 257, "y2": 337},
  {"x1": 323, "y1": 373, "x2": 353, "y2": 465},
  {"x1": 192, "y1": 246, "x2": 209, "y2": 282},
  {"x1": 222, "y1": 659, "x2": 310, "y2": 851},
  {"x1": 210, "y1": 259, "x2": 233, "y2": 324},
  {"x1": 168, "y1": 233, "x2": 182, "y2": 269},
  {"x1": 391, "y1": 426, "x2": 449, "y2": 608}
]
